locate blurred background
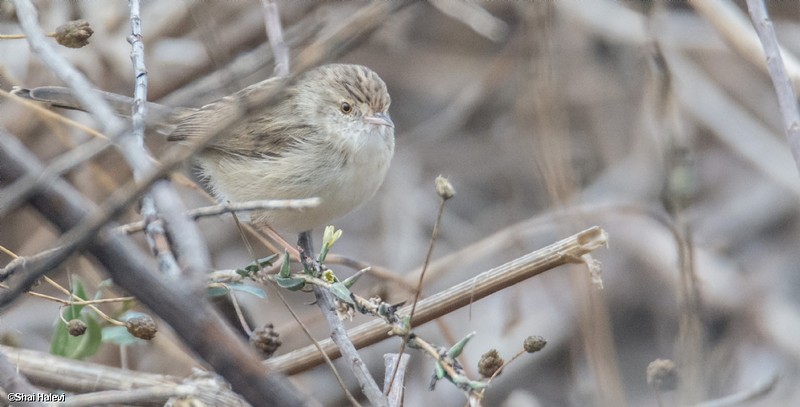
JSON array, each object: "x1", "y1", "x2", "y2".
[{"x1": 2, "y1": 0, "x2": 800, "y2": 406}]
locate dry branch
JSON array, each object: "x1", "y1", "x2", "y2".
[
  {"x1": 745, "y1": 0, "x2": 800, "y2": 176},
  {"x1": 268, "y1": 226, "x2": 607, "y2": 374}
]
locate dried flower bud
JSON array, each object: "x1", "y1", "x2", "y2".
[
  {"x1": 435, "y1": 175, "x2": 455, "y2": 200},
  {"x1": 54, "y1": 20, "x2": 93, "y2": 48},
  {"x1": 249, "y1": 323, "x2": 282, "y2": 358},
  {"x1": 523, "y1": 335, "x2": 547, "y2": 353},
  {"x1": 478, "y1": 349, "x2": 504, "y2": 378},
  {"x1": 126, "y1": 314, "x2": 157, "y2": 340},
  {"x1": 67, "y1": 319, "x2": 87, "y2": 336},
  {"x1": 646, "y1": 358, "x2": 678, "y2": 392}
]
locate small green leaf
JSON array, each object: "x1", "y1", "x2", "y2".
[
  {"x1": 236, "y1": 254, "x2": 278, "y2": 277},
  {"x1": 50, "y1": 313, "x2": 101, "y2": 359},
  {"x1": 228, "y1": 284, "x2": 267, "y2": 299},
  {"x1": 101, "y1": 312, "x2": 150, "y2": 346},
  {"x1": 101, "y1": 325, "x2": 143, "y2": 346},
  {"x1": 207, "y1": 285, "x2": 230, "y2": 297},
  {"x1": 447, "y1": 331, "x2": 475, "y2": 358},
  {"x1": 50, "y1": 278, "x2": 102, "y2": 359},
  {"x1": 329, "y1": 282, "x2": 354, "y2": 304},
  {"x1": 279, "y1": 250, "x2": 291, "y2": 278},
  {"x1": 342, "y1": 268, "x2": 369, "y2": 289},
  {"x1": 275, "y1": 276, "x2": 305, "y2": 291},
  {"x1": 435, "y1": 361, "x2": 446, "y2": 379}
]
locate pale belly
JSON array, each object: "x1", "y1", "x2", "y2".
[{"x1": 197, "y1": 138, "x2": 393, "y2": 234}]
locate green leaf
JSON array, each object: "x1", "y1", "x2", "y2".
[
  {"x1": 207, "y1": 285, "x2": 230, "y2": 297},
  {"x1": 50, "y1": 313, "x2": 102, "y2": 360},
  {"x1": 279, "y1": 251, "x2": 291, "y2": 278},
  {"x1": 275, "y1": 276, "x2": 305, "y2": 291},
  {"x1": 228, "y1": 284, "x2": 267, "y2": 299},
  {"x1": 342, "y1": 268, "x2": 368, "y2": 289},
  {"x1": 237, "y1": 254, "x2": 279, "y2": 277},
  {"x1": 101, "y1": 325, "x2": 143, "y2": 346},
  {"x1": 329, "y1": 282, "x2": 354, "y2": 304},
  {"x1": 447, "y1": 332, "x2": 475, "y2": 358},
  {"x1": 50, "y1": 278, "x2": 101, "y2": 359},
  {"x1": 435, "y1": 361, "x2": 446, "y2": 380},
  {"x1": 101, "y1": 312, "x2": 150, "y2": 346}
]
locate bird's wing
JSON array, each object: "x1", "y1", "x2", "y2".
[{"x1": 167, "y1": 76, "x2": 302, "y2": 158}]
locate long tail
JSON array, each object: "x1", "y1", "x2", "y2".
[{"x1": 11, "y1": 86, "x2": 187, "y2": 133}]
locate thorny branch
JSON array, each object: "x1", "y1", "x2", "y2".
[{"x1": 264, "y1": 226, "x2": 608, "y2": 380}]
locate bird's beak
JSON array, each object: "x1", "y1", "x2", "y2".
[{"x1": 364, "y1": 112, "x2": 394, "y2": 128}]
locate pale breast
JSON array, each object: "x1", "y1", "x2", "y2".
[{"x1": 196, "y1": 127, "x2": 394, "y2": 234}]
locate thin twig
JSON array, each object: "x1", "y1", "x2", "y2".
[
  {"x1": 128, "y1": 0, "x2": 184, "y2": 279},
  {"x1": 387, "y1": 192, "x2": 447, "y2": 394},
  {"x1": 0, "y1": 90, "x2": 112, "y2": 218},
  {"x1": 159, "y1": 12, "x2": 323, "y2": 106},
  {"x1": 428, "y1": 0, "x2": 508, "y2": 42},
  {"x1": 12, "y1": 0, "x2": 126, "y2": 137},
  {"x1": 261, "y1": 0, "x2": 290, "y2": 76},
  {"x1": 275, "y1": 286, "x2": 362, "y2": 407},
  {"x1": 664, "y1": 51, "x2": 800, "y2": 198},
  {"x1": 298, "y1": 232, "x2": 388, "y2": 407},
  {"x1": 745, "y1": 0, "x2": 800, "y2": 176},
  {"x1": 688, "y1": 0, "x2": 800, "y2": 90},
  {"x1": 0, "y1": 246, "x2": 133, "y2": 320},
  {"x1": 383, "y1": 353, "x2": 410, "y2": 407},
  {"x1": 1, "y1": 285, "x2": 133, "y2": 307},
  {"x1": 115, "y1": 198, "x2": 320, "y2": 234},
  {"x1": 46, "y1": 276, "x2": 126, "y2": 326}
]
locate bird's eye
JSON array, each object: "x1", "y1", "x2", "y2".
[{"x1": 340, "y1": 101, "x2": 352, "y2": 114}]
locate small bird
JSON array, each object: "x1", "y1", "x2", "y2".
[{"x1": 14, "y1": 64, "x2": 395, "y2": 235}]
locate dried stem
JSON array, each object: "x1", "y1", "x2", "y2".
[
  {"x1": 688, "y1": 0, "x2": 800, "y2": 89},
  {"x1": 387, "y1": 192, "x2": 447, "y2": 394},
  {"x1": 745, "y1": 0, "x2": 800, "y2": 176},
  {"x1": 268, "y1": 226, "x2": 608, "y2": 375},
  {"x1": 298, "y1": 231, "x2": 387, "y2": 407},
  {"x1": 273, "y1": 287, "x2": 361, "y2": 407},
  {"x1": 115, "y1": 198, "x2": 320, "y2": 234},
  {"x1": 261, "y1": 0, "x2": 290, "y2": 76},
  {"x1": 0, "y1": 349, "x2": 44, "y2": 407},
  {"x1": 128, "y1": 0, "x2": 185, "y2": 279},
  {"x1": 383, "y1": 353, "x2": 410, "y2": 406}
]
